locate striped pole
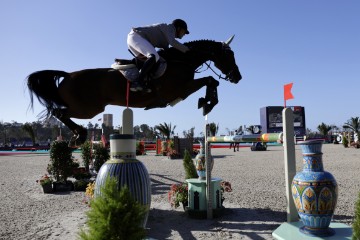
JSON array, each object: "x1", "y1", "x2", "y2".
[{"x1": 207, "y1": 133, "x2": 282, "y2": 143}]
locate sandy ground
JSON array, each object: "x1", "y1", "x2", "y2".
[{"x1": 0, "y1": 143, "x2": 359, "y2": 240}]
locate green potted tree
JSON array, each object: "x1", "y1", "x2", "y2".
[
  {"x1": 353, "y1": 191, "x2": 360, "y2": 240},
  {"x1": 93, "y1": 144, "x2": 110, "y2": 172},
  {"x1": 183, "y1": 149, "x2": 197, "y2": 179},
  {"x1": 47, "y1": 140, "x2": 77, "y2": 191},
  {"x1": 80, "y1": 140, "x2": 92, "y2": 172},
  {"x1": 79, "y1": 177, "x2": 147, "y2": 239}
]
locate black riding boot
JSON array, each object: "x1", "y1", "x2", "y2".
[{"x1": 130, "y1": 54, "x2": 156, "y2": 93}]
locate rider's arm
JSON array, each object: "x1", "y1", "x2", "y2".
[{"x1": 160, "y1": 24, "x2": 189, "y2": 53}]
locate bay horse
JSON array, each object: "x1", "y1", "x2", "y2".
[{"x1": 27, "y1": 37, "x2": 242, "y2": 145}]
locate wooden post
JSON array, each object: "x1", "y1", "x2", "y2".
[{"x1": 282, "y1": 108, "x2": 298, "y2": 222}]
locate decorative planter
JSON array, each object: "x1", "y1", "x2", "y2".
[
  {"x1": 41, "y1": 183, "x2": 53, "y2": 193},
  {"x1": 53, "y1": 181, "x2": 74, "y2": 192},
  {"x1": 95, "y1": 134, "x2": 151, "y2": 228},
  {"x1": 291, "y1": 139, "x2": 338, "y2": 237}
]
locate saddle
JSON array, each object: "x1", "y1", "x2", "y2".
[{"x1": 111, "y1": 57, "x2": 167, "y2": 83}]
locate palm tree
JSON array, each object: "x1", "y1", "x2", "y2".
[
  {"x1": 317, "y1": 122, "x2": 332, "y2": 142},
  {"x1": 343, "y1": 117, "x2": 360, "y2": 133},
  {"x1": 208, "y1": 122, "x2": 219, "y2": 136},
  {"x1": 343, "y1": 117, "x2": 360, "y2": 142},
  {"x1": 155, "y1": 122, "x2": 176, "y2": 140},
  {"x1": 183, "y1": 127, "x2": 195, "y2": 138}
]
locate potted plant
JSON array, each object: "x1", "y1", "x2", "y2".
[
  {"x1": 79, "y1": 177, "x2": 147, "y2": 239},
  {"x1": 74, "y1": 179, "x2": 91, "y2": 191},
  {"x1": 220, "y1": 181, "x2": 232, "y2": 205},
  {"x1": 168, "y1": 182, "x2": 188, "y2": 209},
  {"x1": 353, "y1": 191, "x2": 360, "y2": 240},
  {"x1": 183, "y1": 149, "x2": 197, "y2": 179},
  {"x1": 47, "y1": 140, "x2": 76, "y2": 192},
  {"x1": 36, "y1": 174, "x2": 53, "y2": 193},
  {"x1": 136, "y1": 141, "x2": 145, "y2": 155},
  {"x1": 342, "y1": 136, "x2": 349, "y2": 148},
  {"x1": 80, "y1": 140, "x2": 92, "y2": 172},
  {"x1": 93, "y1": 144, "x2": 110, "y2": 172},
  {"x1": 161, "y1": 141, "x2": 168, "y2": 156}
]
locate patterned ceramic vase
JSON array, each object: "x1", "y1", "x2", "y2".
[
  {"x1": 95, "y1": 134, "x2": 151, "y2": 227},
  {"x1": 291, "y1": 139, "x2": 338, "y2": 237}
]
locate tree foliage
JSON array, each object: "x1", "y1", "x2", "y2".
[
  {"x1": 155, "y1": 122, "x2": 176, "y2": 140},
  {"x1": 352, "y1": 191, "x2": 360, "y2": 240},
  {"x1": 317, "y1": 122, "x2": 333, "y2": 136},
  {"x1": 48, "y1": 140, "x2": 76, "y2": 182},
  {"x1": 343, "y1": 117, "x2": 360, "y2": 134},
  {"x1": 78, "y1": 177, "x2": 147, "y2": 240},
  {"x1": 183, "y1": 149, "x2": 197, "y2": 179},
  {"x1": 22, "y1": 123, "x2": 36, "y2": 145},
  {"x1": 80, "y1": 140, "x2": 92, "y2": 172}
]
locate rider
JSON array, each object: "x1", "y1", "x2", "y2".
[{"x1": 127, "y1": 19, "x2": 190, "y2": 92}]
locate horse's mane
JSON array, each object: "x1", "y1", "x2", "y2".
[{"x1": 159, "y1": 39, "x2": 222, "y2": 62}]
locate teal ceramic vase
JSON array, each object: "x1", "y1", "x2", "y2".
[{"x1": 291, "y1": 139, "x2": 338, "y2": 237}]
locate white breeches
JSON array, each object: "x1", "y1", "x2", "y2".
[{"x1": 127, "y1": 30, "x2": 160, "y2": 62}]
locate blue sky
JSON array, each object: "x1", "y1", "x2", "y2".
[{"x1": 1, "y1": 1, "x2": 359, "y2": 136}]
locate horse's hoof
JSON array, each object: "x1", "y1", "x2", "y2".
[{"x1": 198, "y1": 98, "x2": 206, "y2": 109}]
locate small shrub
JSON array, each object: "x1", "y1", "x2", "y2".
[
  {"x1": 353, "y1": 191, "x2": 360, "y2": 240},
  {"x1": 81, "y1": 141, "x2": 92, "y2": 172},
  {"x1": 343, "y1": 136, "x2": 349, "y2": 148},
  {"x1": 78, "y1": 177, "x2": 147, "y2": 240},
  {"x1": 93, "y1": 144, "x2": 110, "y2": 172},
  {"x1": 74, "y1": 179, "x2": 90, "y2": 191},
  {"x1": 48, "y1": 140, "x2": 76, "y2": 182},
  {"x1": 183, "y1": 149, "x2": 197, "y2": 179}
]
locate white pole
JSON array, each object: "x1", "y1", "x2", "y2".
[
  {"x1": 205, "y1": 122, "x2": 213, "y2": 219},
  {"x1": 282, "y1": 108, "x2": 298, "y2": 222}
]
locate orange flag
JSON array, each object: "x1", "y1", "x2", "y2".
[{"x1": 284, "y1": 83, "x2": 294, "y2": 107}]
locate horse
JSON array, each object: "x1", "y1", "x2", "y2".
[{"x1": 27, "y1": 36, "x2": 242, "y2": 146}]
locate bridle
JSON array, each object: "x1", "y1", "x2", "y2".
[
  {"x1": 195, "y1": 62, "x2": 229, "y2": 81},
  {"x1": 194, "y1": 44, "x2": 235, "y2": 81}
]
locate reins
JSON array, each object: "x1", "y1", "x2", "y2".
[{"x1": 196, "y1": 61, "x2": 229, "y2": 81}]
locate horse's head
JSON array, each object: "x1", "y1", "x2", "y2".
[
  {"x1": 185, "y1": 37, "x2": 242, "y2": 84},
  {"x1": 212, "y1": 36, "x2": 242, "y2": 83}
]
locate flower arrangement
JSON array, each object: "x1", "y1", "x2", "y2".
[
  {"x1": 83, "y1": 182, "x2": 96, "y2": 206},
  {"x1": 167, "y1": 149, "x2": 180, "y2": 159},
  {"x1": 36, "y1": 174, "x2": 53, "y2": 186},
  {"x1": 168, "y1": 183, "x2": 188, "y2": 208},
  {"x1": 220, "y1": 181, "x2": 232, "y2": 203}
]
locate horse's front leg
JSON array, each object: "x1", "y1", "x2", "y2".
[{"x1": 196, "y1": 76, "x2": 219, "y2": 115}]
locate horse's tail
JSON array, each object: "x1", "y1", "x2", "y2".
[{"x1": 27, "y1": 70, "x2": 69, "y2": 118}]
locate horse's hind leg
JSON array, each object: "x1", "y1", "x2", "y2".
[{"x1": 53, "y1": 108, "x2": 87, "y2": 146}]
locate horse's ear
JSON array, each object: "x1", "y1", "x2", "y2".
[{"x1": 224, "y1": 35, "x2": 235, "y2": 45}]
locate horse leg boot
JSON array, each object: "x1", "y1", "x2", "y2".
[
  {"x1": 202, "y1": 85, "x2": 219, "y2": 115},
  {"x1": 130, "y1": 54, "x2": 156, "y2": 93},
  {"x1": 198, "y1": 77, "x2": 219, "y2": 109}
]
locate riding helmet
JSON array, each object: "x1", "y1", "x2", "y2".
[{"x1": 172, "y1": 19, "x2": 189, "y2": 34}]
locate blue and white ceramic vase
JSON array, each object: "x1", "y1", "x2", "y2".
[
  {"x1": 95, "y1": 134, "x2": 151, "y2": 227},
  {"x1": 291, "y1": 139, "x2": 338, "y2": 237}
]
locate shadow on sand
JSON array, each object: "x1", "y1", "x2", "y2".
[{"x1": 146, "y1": 207, "x2": 286, "y2": 240}]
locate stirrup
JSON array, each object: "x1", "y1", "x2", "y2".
[{"x1": 130, "y1": 82, "x2": 143, "y2": 92}]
